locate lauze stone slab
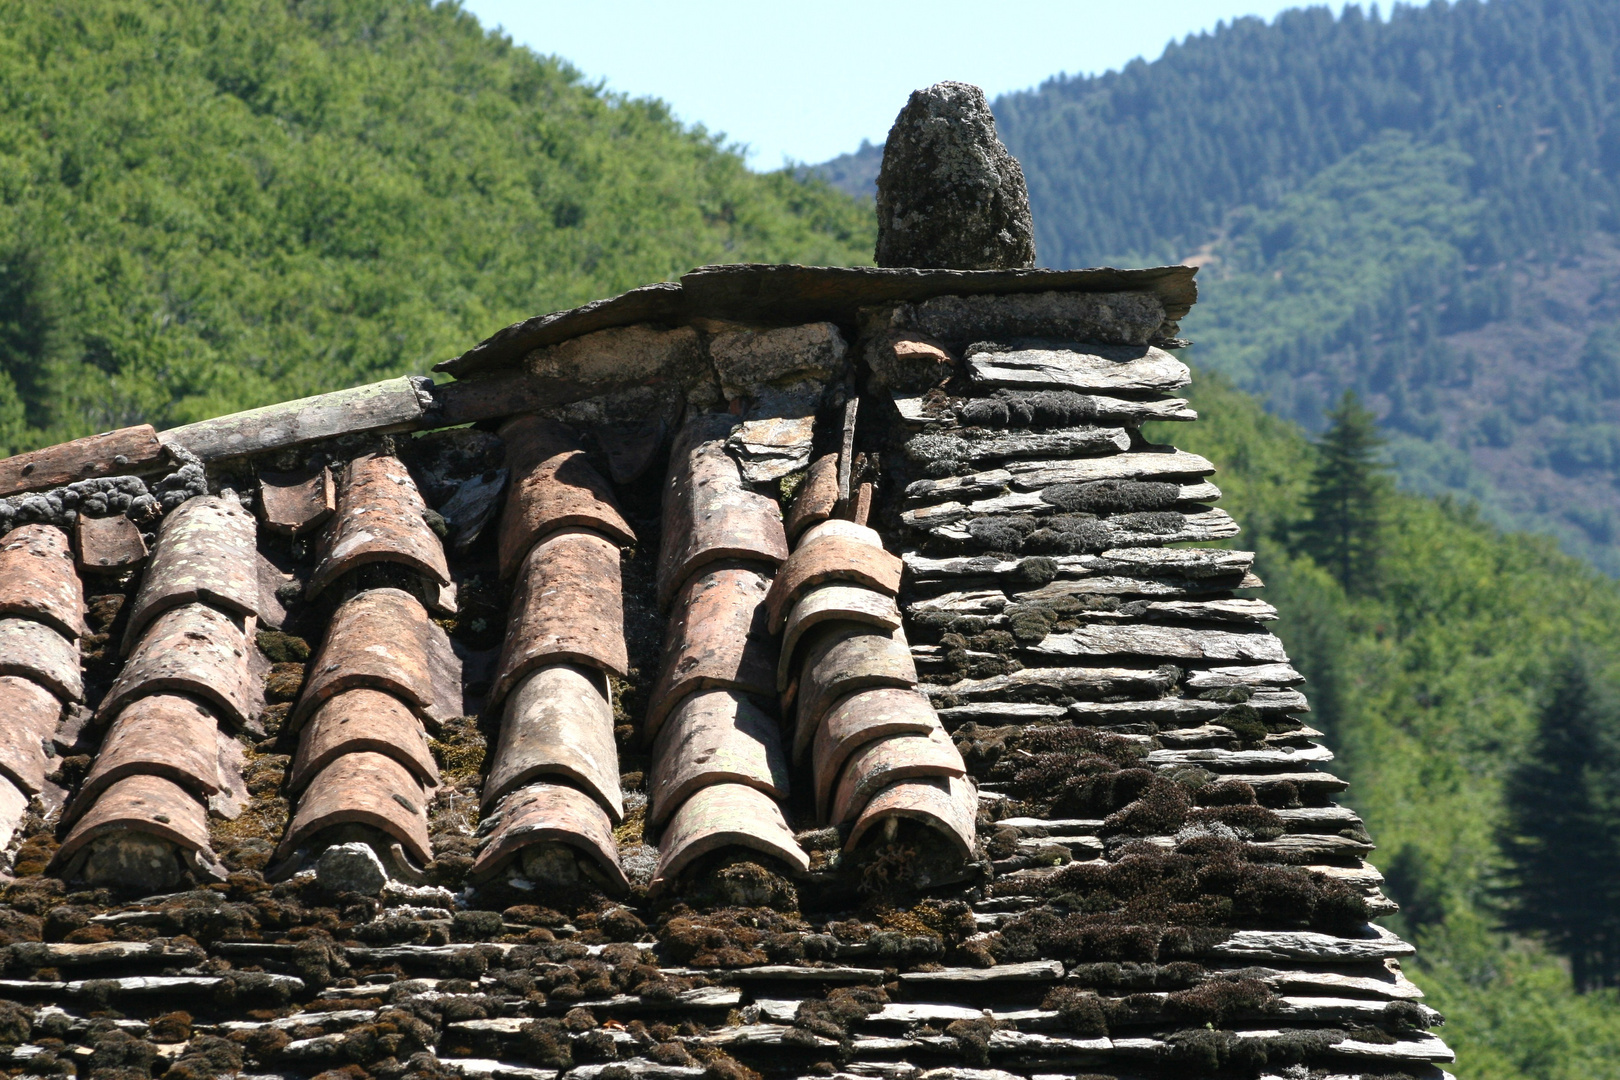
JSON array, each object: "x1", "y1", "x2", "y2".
[
  {"x1": 470, "y1": 780, "x2": 628, "y2": 892},
  {"x1": 293, "y1": 588, "x2": 442, "y2": 731},
  {"x1": 258, "y1": 466, "x2": 336, "y2": 536},
  {"x1": 765, "y1": 535, "x2": 903, "y2": 633},
  {"x1": 497, "y1": 415, "x2": 634, "y2": 580},
  {"x1": 100, "y1": 603, "x2": 265, "y2": 733},
  {"x1": 310, "y1": 454, "x2": 451, "y2": 599},
  {"x1": 288, "y1": 688, "x2": 441, "y2": 795},
  {"x1": 0, "y1": 524, "x2": 85, "y2": 638},
  {"x1": 965, "y1": 343, "x2": 1190, "y2": 393},
  {"x1": 812, "y1": 688, "x2": 941, "y2": 819},
  {"x1": 645, "y1": 565, "x2": 777, "y2": 741},
  {"x1": 793, "y1": 625, "x2": 919, "y2": 761},
  {"x1": 829, "y1": 727, "x2": 966, "y2": 825},
  {"x1": 0, "y1": 617, "x2": 81, "y2": 701},
  {"x1": 70, "y1": 694, "x2": 223, "y2": 823},
  {"x1": 483, "y1": 663, "x2": 622, "y2": 820},
  {"x1": 652, "y1": 782, "x2": 808, "y2": 892},
  {"x1": 0, "y1": 675, "x2": 62, "y2": 796},
  {"x1": 124, "y1": 494, "x2": 267, "y2": 650},
  {"x1": 648, "y1": 690, "x2": 790, "y2": 827},
  {"x1": 278, "y1": 751, "x2": 433, "y2": 866},
  {"x1": 847, "y1": 773, "x2": 977, "y2": 859}
]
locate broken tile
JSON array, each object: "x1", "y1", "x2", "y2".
[
  {"x1": 497, "y1": 415, "x2": 633, "y2": 579},
  {"x1": 846, "y1": 774, "x2": 977, "y2": 860},
  {"x1": 483, "y1": 663, "x2": 622, "y2": 820},
  {"x1": 765, "y1": 535, "x2": 902, "y2": 633},
  {"x1": 829, "y1": 727, "x2": 966, "y2": 825},
  {"x1": 0, "y1": 524, "x2": 85, "y2": 638},
  {"x1": 0, "y1": 617, "x2": 82, "y2": 701},
  {"x1": 648, "y1": 690, "x2": 790, "y2": 827},
  {"x1": 651, "y1": 782, "x2": 808, "y2": 892},
  {"x1": 122, "y1": 494, "x2": 271, "y2": 650},
  {"x1": 851, "y1": 481, "x2": 874, "y2": 526},
  {"x1": 490, "y1": 529, "x2": 627, "y2": 710},
  {"x1": 287, "y1": 688, "x2": 441, "y2": 795},
  {"x1": 52, "y1": 773, "x2": 215, "y2": 873},
  {"x1": 656, "y1": 414, "x2": 788, "y2": 608},
  {"x1": 470, "y1": 780, "x2": 629, "y2": 892},
  {"x1": 440, "y1": 468, "x2": 508, "y2": 551},
  {"x1": 793, "y1": 625, "x2": 919, "y2": 761},
  {"x1": 100, "y1": 603, "x2": 265, "y2": 734},
  {"x1": 293, "y1": 588, "x2": 451, "y2": 732},
  {"x1": 75, "y1": 514, "x2": 149, "y2": 574},
  {"x1": 785, "y1": 453, "x2": 839, "y2": 542},
  {"x1": 644, "y1": 565, "x2": 777, "y2": 742},
  {"x1": 812, "y1": 688, "x2": 941, "y2": 819},
  {"x1": 309, "y1": 454, "x2": 451, "y2": 599},
  {"x1": 776, "y1": 585, "x2": 902, "y2": 691},
  {"x1": 258, "y1": 466, "x2": 336, "y2": 536},
  {"x1": 0, "y1": 675, "x2": 62, "y2": 796},
  {"x1": 69, "y1": 694, "x2": 223, "y2": 823},
  {"x1": 278, "y1": 751, "x2": 433, "y2": 866}
]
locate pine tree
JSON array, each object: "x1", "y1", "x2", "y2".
[
  {"x1": 1297, "y1": 391, "x2": 1390, "y2": 593},
  {"x1": 1497, "y1": 651, "x2": 1620, "y2": 991}
]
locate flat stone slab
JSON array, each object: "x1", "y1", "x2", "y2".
[
  {"x1": 483, "y1": 663, "x2": 621, "y2": 820},
  {"x1": 648, "y1": 690, "x2": 790, "y2": 827},
  {"x1": 829, "y1": 727, "x2": 965, "y2": 825},
  {"x1": 1029, "y1": 625, "x2": 1289, "y2": 663},
  {"x1": 765, "y1": 536, "x2": 902, "y2": 633},
  {"x1": 310, "y1": 454, "x2": 451, "y2": 599},
  {"x1": 645, "y1": 566, "x2": 777, "y2": 742},
  {"x1": 70, "y1": 694, "x2": 227, "y2": 825},
  {"x1": 100, "y1": 603, "x2": 265, "y2": 733},
  {"x1": 490, "y1": 529, "x2": 627, "y2": 710},
  {"x1": 294, "y1": 588, "x2": 455, "y2": 732},
  {"x1": 288, "y1": 688, "x2": 441, "y2": 795},
  {"x1": 497, "y1": 415, "x2": 634, "y2": 580},
  {"x1": 651, "y1": 782, "x2": 807, "y2": 892},
  {"x1": 0, "y1": 675, "x2": 62, "y2": 795},
  {"x1": 124, "y1": 494, "x2": 273, "y2": 650},
  {"x1": 279, "y1": 750, "x2": 433, "y2": 865},
  {"x1": 0, "y1": 617, "x2": 80, "y2": 701},
  {"x1": 794, "y1": 626, "x2": 918, "y2": 761},
  {"x1": 784, "y1": 453, "x2": 839, "y2": 543},
  {"x1": 812, "y1": 688, "x2": 940, "y2": 818},
  {"x1": 778, "y1": 585, "x2": 902, "y2": 691},
  {"x1": 74, "y1": 514, "x2": 149, "y2": 574},
  {"x1": 53, "y1": 773, "x2": 214, "y2": 870},
  {"x1": 258, "y1": 466, "x2": 336, "y2": 536},
  {"x1": 657, "y1": 414, "x2": 788, "y2": 608},
  {"x1": 470, "y1": 781, "x2": 628, "y2": 892},
  {"x1": 965, "y1": 343, "x2": 1190, "y2": 392},
  {"x1": 0, "y1": 525, "x2": 85, "y2": 638}
]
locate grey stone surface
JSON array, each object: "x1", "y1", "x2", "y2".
[
  {"x1": 707, "y1": 322, "x2": 847, "y2": 399},
  {"x1": 874, "y1": 82, "x2": 1035, "y2": 270},
  {"x1": 80, "y1": 833, "x2": 187, "y2": 894},
  {"x1": 870, "y1": 290, "x2": 1168, "y2": 351},
  {"x1": 317, "y1": 841, "x2": 389, "y2": 896}
]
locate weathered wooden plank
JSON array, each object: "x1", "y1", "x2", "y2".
[
  {"x1": 124, "y1": 494, "x2": 268, "y2": 650},
  {"x1": 785, "y1": 453, "x2": 839, "y2": 543},
  {"x1": 847, "y1": 774, "x2": 977, "y2": 860},
  {"x1": 160, "y1": 376, "x2": 432, "y2": 463},
  {"x1": 765, "y1": 535, "x2": 903, "y2": 632},
  {"x1": 70, "y1": 694, "x2": 222, "y2": 822},
  {"x1": 966, "y1": 343, "x2": 1190, "y2": 393},
  {"x1": 310, "y1": 454, "x2": 451, "y2": 599},
  {"x1": 484, "y1": 664, "x2": 620, "y2": 819},
  {"x1": 428, "y1": 371, "x2": 597, "y2": 427},
  {"x1": 794, "y1": 626, "x2": 918, "y2": 761},
  {"x1": 1029, "y1": 624, "x2": 1288, "y2": 663},
  {"x1": 0, "y1": 525, "x2": 85, "y2": 638},
  {"x1": 648, "y1": 689, "x2": 789, "y2": 826},
  {"x1": 470, "y1": 780, "x2": 628, "y2": 891},
  {"x1": 837, "y1": 398, "x2": 858, "y2": 509},
  {"x1": 813, "y1": 688, "x2": 940, "y2": 817},
  {"x1": 100, "y1": 604, "x2": 264, "y2": 733},
  {"x1": 651, "y1": 782, "x2": 807, "y2": 892},
  {"x1": 497, "y1": 415, "x2": 633, "y2": 580},
  {"x1": 277, "y1": 751, "x2": 432, "y2": 865},
  {"x1": 439, "y1": 468, "x2": 507, "y2": 551},
  {"x1": 0, "y1": 675, "x2": 62, "y2": 795},
  {"x1": 288, "y1": 688, "x2": 441, "y2": 796},
  {"x1": 779, "y1": 585, "x2": 902, "y2": 691},
  {"x1": 51, "y1": 774, "x2": 215, "y2": 875},
  {"x1": 258, "y1": 466, "x2": 336, "y2": 536},
  {"x1": 0, "y1": 617, "x2": 80, "y2": 701},
  {"x1": 829, "y1": 727, "x2": 965, "y2": 825},
  {"x1": 645, "y1": 565, "x2": 777, "y2": 742},
  {"x1": 0, "y1": 425, "x2": 167, "y2": 497},
  {"x1": 74, "y1": 514, "x2": 149, "y2": 573}
]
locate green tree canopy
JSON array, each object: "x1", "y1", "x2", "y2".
[{"x1": 1296, "y1": 389, "x2": 1390, "y2": 593}]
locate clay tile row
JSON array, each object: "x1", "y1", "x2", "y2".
[
  {"x1": 764, "y1": 523, "x2": 901, "y2": 632},
  {"x1": 648, "y1": 689, "x2": 789, "y2": 827},
  {"x1": 0, "y1": 523, "x2": 86, "y2": 639},
  {"x1": 99, "y1": 602, "x2": 267, "y2": 734},
  {"x1": 483, "y1": 663, "x2": 622, "y2": 819},
  {"x1": 309, "y1": 453, "x2": 452, "y2": 603},
  {"x1": 645, "y1": 564, "x2": 778, "y2": 741},
  {"x1": 784, "y1": 452, "x2": 839, "y2": 542},
  {"x1": 0, "y1": 675, "x2": 66, "y2": 797},
  {"x1": 496, "y1": 415, "x2": 634, "y2": 580},
  {"x1": 51, "y1": 773, "x2": 221, "y2": 882},
  {"x1": 0, "y1": 616, "x2": 82, "y2": 702},
  {"x1": 846, "y1": 773, "x2": 978, "y2": 859},
  {"x1": 277, "y1": 750, "x2": 433, "y2": 867},
  {"x1": 68, "y1": 694, "x2": 231, "y2": 826},
  {"x1": 288, "y1": 688, "x2": 442, "y2": 796},
  {"x1": 792, "y1": 624, "x2": 918, "y2": 762},
  {"x1": 651, "y1": 782, "x2": 809, "y2": 892},
  {"x1": 471, "y1": 781, "x2": 628, "y2": 893}
]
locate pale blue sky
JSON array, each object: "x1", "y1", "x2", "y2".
[{"x1": 460, "y1": 1, "x2": 1353, "y2": 167}]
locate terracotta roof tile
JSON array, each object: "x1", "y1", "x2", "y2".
[
  {"x1": 644, "y1": 565, "x2": 776, "y2": 741},
  {"x1": 776, "y1": 585, "x2": 902, "y2": 691},
  {"x1": 309, "y1": 453, "x2": 451, "y2": 599},
  {"x1": 0, "y1": 776, "x2": 27, "y2": 854},
  {"x1": 0, "y1": 524, "x2": 85, "y2": 638},
  {"x1": 483, "y1": 663, "x2": 622, "y2": 820},
  {"x1": 829, "y1": 727, "x2": 966, "y2": 825},
  {"x1": 0, "y1": 674, "x2": 62, "y2": 795},
  {"x1": 648, "y1": 689, "x2": 789, "y2": 827},
  {"x1": 812, "y1": 688, "x2": 941, "y2": 820},
  {"x1": 490, "y1": 528, "x2": 628, "y2": 708},
  {"x1": 0, "y1": 616, "x2": 81, "y2": 701},
  {"x1": 69, "y1": 694, "x2": 223, "y2": 823},
  {"x1": 258, "y1": 465, "x2": 336, "y2": 536},
  {"x1": 792, "y1": 625, "x2": 918, "y2": 761},
  {"x1": 797, "y1": 518, "x2": 883, "y2": 548},
  {"x1": 52, "y1": 773, "x2": 215, "y2": 871},
  {"x1": 656, "y1": 414, "x2": 788, "y2": 608},
  {"x1": 846, "y1": 773, "x2": 977, "y2": 859},
  {"x1": 764, "y1": 534, "x2": 902, "y2": 634},
  {"x1": 293, "y1": 587, "x2": 456, "y2": 731},
  {"x1": 74, "y1": 513, "x2": 149, "y2": 574},
  {"x1": 652, "y1": 782, "x2": 808, "y2": 891},
  {"x1": 470, "y1": 780, "x2": 628, "y2": 892},
  {"x1": 784, "y1": 453, "x2": 839, "y2": 543},
  {"x1": 122, "y1": 494, "x2": 273, "y2": 649},
  {"x1": 278, "y1": 750, "x2": 433, "y2": 866},
  {"x1": 99, "y1": 603, "x2": 265, "y2": 733},
  {"x1": 287, "y1": 688, "x2": 441, "y2": 795},
  {"x1": 496, "y1": 415, "x2": 634, "y2": 580}
]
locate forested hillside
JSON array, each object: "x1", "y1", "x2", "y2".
[{"x1": 0, "y1": 0, "x2": 872, "y2": 454}]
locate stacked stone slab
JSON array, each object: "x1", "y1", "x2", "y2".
[
  {"x1": 470, "y1": 416, "x2": 633, "y2": 891},
  {"x1": 53, "y1": 498, "x2": 265, "y2": 888},
  {"x1": 277, "y1": 455, "x2": 458, "y2": 877}
]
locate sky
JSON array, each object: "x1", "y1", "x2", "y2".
[{"x1": 460, "y1": 1, "x2": 1345, "y2": 168}]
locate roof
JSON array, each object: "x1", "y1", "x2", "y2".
[{"x1": 0, "y1": 263, "x2": 1452, "y2": 1080}]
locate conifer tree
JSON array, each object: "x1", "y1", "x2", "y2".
[
  {"x1": 1297, "y1": 391, "x2": 1390, "y2": 593},
  {"x1": 1497, "y1": 651, "x2": 1620, "y2": 991}
]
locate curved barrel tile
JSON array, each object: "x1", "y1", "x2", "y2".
[
  {"x1": 292, "y1": 588, "x2": 440, "y2": 731},
  {"x1": 258, "y1": 465, "x2": 336, "y2": 536},
  {"x1": 483, "y1": 663, "x2": 621, "y2": 819},
  {"x1": 792, "y1": 625, "x2": 919, "y2": 760},
  {"x1": 765, "y1": 535, "x2": 903, "y2": 632},
  {"x1": 0, "y1": 777, "x2": 27, "y2": 854},
  {"x1": 776, "y1": 585, "x2": 902, "y2": 691},
  {"x1": 287, "y1": 688, "x2": 441, "y2": 795},
  {"x1": 51, "y1": 774, "x2": 216, "y2": 873},
  {"x1": 277, "y1": 751, "x2": 433, "y2": 866},
  {"x1": 651, "y1": 782, "x2": 808, "y2": 893},
  {"x1": 470, "y1": 781, "x2": 629, "y2": 893},
  {"x1": 98, "y1": 603, "x2": 265, "y2": 733},
  {"x1": 0, "y1": 524, "x2": 85, "y2": 639},
  {"x1": 308, "y1": 454, "x2": 451, "y2": 599},
  {"x1": 68, "y1": 694, "x2": 222, "y2": 824},
  {"x1": 845, "y1": 773, "x2": 978, "y2": 860},
  {"x1": 656, "y1": 414, "x2": 788, "y2": 608},
  {"x1": 497, "y1": 415, "x2": 634, "y2": 580},
  {"x1": 812, "y1": 688, "x2": 941, "y2": 820},
  {"x1": 798, "y1": 519, "x2": 884, "y2": 549},
  {"x1": 0, "y1": 617, "x2": 81, "y2": 701},
  {"x1": 648, "y1": 690, "x2": 789, "y2": 827},
  {"x1": 785, "y1": 453, "x2": 839, "y2": 543},
  {"x1": 829, "y1": 726, "x2": 966, "y2": 825},
  {"x1": 123, "y1": 494, "x2": 270, "y2": 650},
  {"x1": 644, "y1": 565, "x2": 777, "y2": 741},
  {"x1": 0, "y1": 675, "x2": 62, "y2": 795},
  {"x1": 489, "y1": 529, "x2": 628, "y2": 709}
]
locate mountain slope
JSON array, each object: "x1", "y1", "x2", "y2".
[{"x1": 0, "y1": 0, "x2": 873, "y2": 453}]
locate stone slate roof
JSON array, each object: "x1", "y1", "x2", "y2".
[{"x1": 0, "y1": 263, "x2": 1454, "y2": 1080}]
